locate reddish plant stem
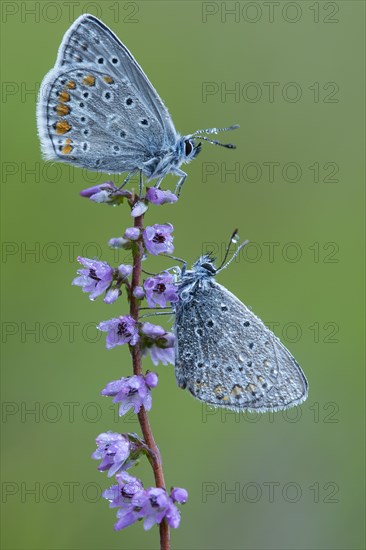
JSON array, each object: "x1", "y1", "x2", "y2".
[{"x1": 129, "y1": 211, "x2": 170, "y2": 550}]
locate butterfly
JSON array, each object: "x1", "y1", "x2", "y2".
[
  {"x1": 174, "y1": 236, "x2": 308, "y2": 412},
  {"x1": 37, "y1": 14, "x2": 239, "y2": 196}
]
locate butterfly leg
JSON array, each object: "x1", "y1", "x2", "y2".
[
  {"x1": 117, "y1": 169, "x2": 138, "y2": 191},
  {"x1": 153, "y1": 176, "x2": 165, "y2": 189},
  {"x1": 139, "y1": 310, "x2": 174, "y2": 319},
  {"x1": 161, "y1": 253, "x2": 187, "y2": 269},
  {"x1": 138, "y1": 170, "x2": 144, "y2": 197},
  {"x1": 173, "y1": 169, "x2": 187, "y2": 197}
]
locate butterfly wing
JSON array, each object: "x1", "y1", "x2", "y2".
[
  {"x1": 37, "y1": 14, "x2": 178, "y2": 172},
  {"x1": 174, "y1": 281, "x2": 308, "y2": 412}
]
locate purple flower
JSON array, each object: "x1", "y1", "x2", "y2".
[
  {"x1": 103, "y1": 472, "x2": 144, "y2": 509},
  {"x1": 144, "y1": 272, "x2": 178, "y2": 308},
  {"x1": 80, "y1": 182, "x2": 132, "y2": 204},
  {"x1": 144, "y1": 371, "x2": 159, "y2": 388},
  {"x1": 80, "y1": 182, "x2": 116, "y2": 198},
  {"x1": 143, "y1": 224, "x2": 174, "y2": 256},
  {"x1": 146, "y1": 188, "x2": 178, "y2": 205},
  {"x1": 104, "y1": 288, "x2": 120, "y2": 304},
  {"x1": 132, "y1": 488, "x2": 183, "y2": 530},
  {"x1": 108, "y1": 237, "x2": 128, "y2": 249},
  {"x1": 141, "y1": 323, "x2": 175, "y2": 366},
  {"x1": 124, "y1": 227, "x2": 141, "y2": 241},
  {"x1": 171, "y1": 487, "x2": 188, "y2": 504},
  {"x1": 101, "y1": 373, "x2": 158, "y2": 415},
  {"x1": 103, "y1": 476, "x2": 188, "y2": 531},
  {"x1": 118, "y1": 264, "x2": 133, "y2": 279},
  {"x1": 72, "y1": 257, "x2": 113, "y2": 300},
  {"x1": 104, "y1": 473, "x2": 145, "y2": 530},
  {"x1": 115, "y1": 503, "x2": 142, "y2": 531},
  {"x1": 133, "y1": 286, "x2": 145, "y2": 299},
  {"x1": 131, "y1": 201, "x2": 148, "y2": 217},
  {"x1": 91, "y1": 432, "x2": 133, "y2": 477},
  {"x1": 97, "y1": 316, "x2": 139, "y2": 349}
]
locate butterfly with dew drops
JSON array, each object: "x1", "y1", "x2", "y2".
[
  {"x1": 37, "y1": 14, "x2": 239, "y2": 196},
  {"x1": 173, "y1": 233, "x2": 308, "y2": 412}
]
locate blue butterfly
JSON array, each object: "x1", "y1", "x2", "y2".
[{"x1": 37, "y1": 14, "x2": 238, "y2": 195}]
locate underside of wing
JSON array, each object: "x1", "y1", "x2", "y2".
[
  {"x1": 174, "y1": 281, "x2": 308, "y2": 412},
  {"x1": 37, "y1": 68, "x2": 163, "y2": 171},
  {"x1": 37, "y1": 14, "x2": 178, "y2": 172}
]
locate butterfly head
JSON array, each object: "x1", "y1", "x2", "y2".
[
  {"x1": 180, "y1": 124, "x2": 238, "y2": 164},
  {"x1": 181, "y1": 233, "x2": 250, "y2": 287},
  {"x1": 177, "y1": 237, "x2": 248, "y2": 302},
  {"x1": 182, "y1": 138, "x2": 202, "y2": 161},
  {"x1": 177, "y1": 254, "x2": 217, "y2": 303},
  {"x1": 185, "y1": 124, "x2": 239, "y2": 154},
  {"x1": 192, "y1": 254, "x2": 217, "y2": 278},
  {"x1": 179, "y1": 254, "x2": 217, "y2": 284}
]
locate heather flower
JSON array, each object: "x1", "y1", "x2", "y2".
[
  {"x1": 77, "y1": 148, "x2": 187, "y2": 539},
  {"x1": 141, "y1": 323, "x2": 175, "y2": 366},
  {"x1": 103, "y1": 471, "x2": 144, "y2": 509},
  {"x1": 72, "y1": 257, "x2": 113, "y2": 300},
  {"x1": 92, "y1": 432, "x2": 134, "y2": 477},
  {"x1": 132, "y1": 487, "x2": 183, "y2": 530},
  {"x1": 124, "y1": 227, "x2": 141, "y2": 240},
  {"x1": 108, "y1": 232, "x2": 138, "y2": 251},
  {"x1": 80, "y1": 182, "x2": 116, "y2": 198},
  {"x1": 108, "y1": 237, "x2": 128, "y2": 249},
  {"x1": 104, "y1": 288, "x2": 120, "y2": 304},
  {"x1": 131, "y1": 201, "x2": 148, "y2": 217},
  {"x1": 143, "y1": 224, "x2": 174, "y2": 256},
  {"x1": 104, "y1": 472, "x2": 145, "y2": 529},
  {"x1": 171, "y1": 487, "x2": 188, "y2": 504},
  {"x1": 104, "y1": 476, "x2": 188, "y2": 531},
  {"x1": 118, "y1": 264, "x2": 133, "y2": 279},
  {"x1": 144, "y1": 272, "x2": 178, "y2": 308},
  {"x1": 144, "y1": 371, "x2": 159, "y2": 388},
  {"x1": 146, "y1": 188, "x2": 178, "y2": 205},
  {"x1": 115, "y1": 503, "x2": 142, "y2": 531},
  {"x1": 80, "y1": 182, "x2": 132, "y2": 204},
  {"x1": 101, "y1": 373, "x2": 158, "y2": 415},
  {"x1": 98, "y1": 316, "x2": 139, "y2": 349},
  {"x1": 133, "y1": 286, "x2": 145, "y2": 299}
]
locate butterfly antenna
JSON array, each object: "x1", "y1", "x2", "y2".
[
  {"x1": 192, "y1": 124, "x2": 239, "y2": 149},
  {"x1": 216, "y1": 229, "x2": 239, "y2": 270},
  {"x1": 216, "y1": 234, "x2": 249, "y2": 274},
  {"x1": 162, "y1": 254, "x2": 186, "y2": 265},
  {"x1": 196, "y1": 136, "x2": 236, "y2": 149},
  {"x1": 193, "y1": 124, "x2": 240, "y2": 136}
]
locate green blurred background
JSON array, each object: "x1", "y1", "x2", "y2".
[{"x1": 1, "y1": 1, "x2": 365, "y2": 549}]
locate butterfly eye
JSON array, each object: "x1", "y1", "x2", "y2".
[
  {"x1": 184, "y1": 140, "x2": 193, "y2": 156},
  {"x1": 201, "y1": 262, "x2": 216, "y2": 273}
]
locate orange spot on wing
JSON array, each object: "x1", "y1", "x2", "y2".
[
  {"x1": 103, "y1": 75, "x2": 114, "y2": 84},
  {"x1": 83, "y1": 75, "x2": 96, "y2": 86},
  {"x1": 66, "y1": 81, "x2": 76, "y2": 89},
  {"x1": 61, "y1": 144, "x2": 73, "y2": 154},
  {"x1": 55, "y1": 120, "x2": 71, "y2": 134},
  {"x1": 58, "y1": 91, "x2": 70, "y2": 102},
  {"x1": 55, "y1": 104, "x2": 70, "y2": 116}
]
